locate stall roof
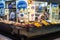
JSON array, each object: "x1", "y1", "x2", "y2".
[{"x1": 35, "y1": 0, "x2": 60, "y2": 4}]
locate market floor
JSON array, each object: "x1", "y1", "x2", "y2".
[
  {"x1": 54, "y1": 38, "x2": 60, "y2": 40},
  {"x1": 0, "y1": 34, "x2": 12, "y2": 40}
]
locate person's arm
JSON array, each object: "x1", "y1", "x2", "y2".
[{"x1": 38, "y1": 14, "x2": 43, "y2": 22}]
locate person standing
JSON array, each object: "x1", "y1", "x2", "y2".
[
  {"x1": 38, "y1": 12, "x2": 46, "y2": 22},
  {"x1": 9, "y1": 11, "x2": 15, "y2": 21}
]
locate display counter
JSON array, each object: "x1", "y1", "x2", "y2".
[{"x1": 0, "y1": 20, "x2": 60, "y2": 38}]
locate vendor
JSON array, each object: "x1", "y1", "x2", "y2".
[
  {"x1": 38, "y1": 12, "x2": 46, "y2": 22},
  {"x1": 9, "y1": 10, "x2": 15, "y2": 21},
  {"x1": 38, "y1": 8, "x2": 49, "y2": 22}
]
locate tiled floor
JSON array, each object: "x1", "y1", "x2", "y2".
[{"x1": 0, "y1": 34, "x2": 12, "y2": 40}]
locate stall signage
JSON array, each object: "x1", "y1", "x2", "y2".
[
  {"x1": 51, "y1": 3, "x2": 58, "y2": 7},
  {"x1": 0, "y1": 3, "x2": 4, "y2": 8},
  {"x1": 4, "y1": 0, "x2": 12, "y2": 1},
  {"x1": 17, "y1": 1, "x2": 27, "y2": 9}
]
